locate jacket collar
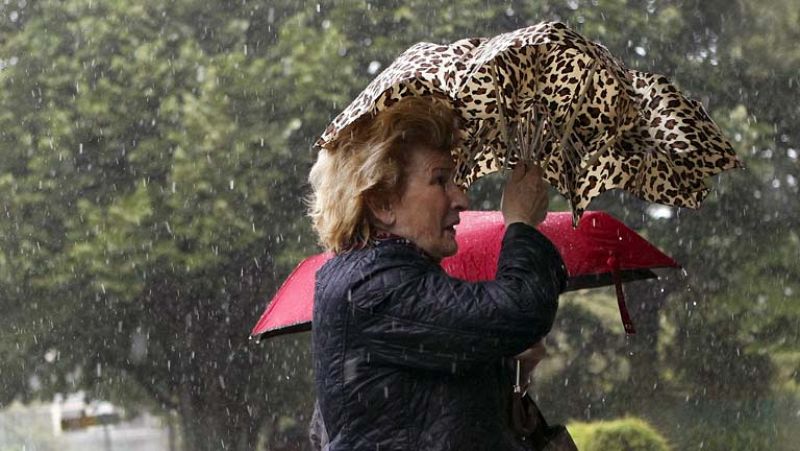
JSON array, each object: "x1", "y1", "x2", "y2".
[{"x1": 369, "y1": 232, "x2": 438, "y2": 263}]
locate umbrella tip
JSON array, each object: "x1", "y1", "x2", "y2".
[{"x1": 571, "y1": 209, "x2": 582, "y2": 228}]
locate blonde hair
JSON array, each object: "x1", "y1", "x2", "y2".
[{"x1": 308, "y1": 97, "x2": 459, "y2": 253}]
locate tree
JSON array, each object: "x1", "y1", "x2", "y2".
[
  {"x1": 1, "y1": 1, "x2": 797, "y2": 450},
  {"x1": 0, "y1": 0, "x2": 316, "y2": 449}
]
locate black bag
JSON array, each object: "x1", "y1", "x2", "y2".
[{"x1": 510, "y1": 392, "x2": 578, "y2": 451}]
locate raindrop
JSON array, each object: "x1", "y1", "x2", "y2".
[
  {"x1": 367, "y1": 61, "x2": 381, "y2": 75},
  {"x1": 646, "y1": 204, "x2": 672, "y2": 219}
]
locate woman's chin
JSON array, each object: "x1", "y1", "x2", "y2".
[{"x1": 438, "y1": 239, "x2": 459, "y2": 259}]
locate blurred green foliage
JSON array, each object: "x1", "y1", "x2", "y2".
[
  {"x1": 569, "y1": 417, "x2": 671, "y2": 451},
  {"x1": 0, "y1": 0, "x2": 798, "y2": 450}
]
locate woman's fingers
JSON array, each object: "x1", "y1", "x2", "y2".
[{"x1": 502, "y1": 163, "x2": 549, "y2": 226}]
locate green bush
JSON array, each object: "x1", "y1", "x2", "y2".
[{"x1": 568, "y1": 417, "x2": 671, "y2": 451}]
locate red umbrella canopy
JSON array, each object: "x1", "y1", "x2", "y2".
[{"x1": 251, "y1": 211, "x2": 679, "y2": 339}]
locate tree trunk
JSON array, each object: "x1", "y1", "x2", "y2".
[
  {"x1": 627, "y1": 281, "x2": 662, "y2": 392},
  {"x1": 173, "y1": 341, "x2": 269, "y2": 451},
  {"x1": 623, "y1": 273, "x2": 679, "y2": 399},
  {"x1": 178, "y1": 389, "x2": 244, "y2": 451}
]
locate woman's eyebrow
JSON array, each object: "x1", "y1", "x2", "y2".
[{"x1": 431, "y1": 166, "x2": 454, "y2": 174}]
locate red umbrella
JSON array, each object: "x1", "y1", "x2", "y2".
[{"x1": 251, "y1": 211, "x2": 679, "y2": 339}]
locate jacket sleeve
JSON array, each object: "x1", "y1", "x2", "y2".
[{"x1": 352, "y1": 222, "x2": 567, "y2": 373}]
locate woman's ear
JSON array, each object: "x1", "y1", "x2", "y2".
[{"x1": 366, "y1": 196, "x2": 396, "y2": 228}]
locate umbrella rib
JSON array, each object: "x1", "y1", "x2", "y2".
[
  {"x1": 530, "y1": 115, "x2": 546, "y2": 163},
  {"x1": 558, "y1": 58, "x2": 600, "y2": 197},
  {"x1": 561, "y1": 59, "x2": 599, "y2": 191},
  {"x1": 522, "y1": 109, "x2": 534, "y2": 162},
  {"x1": 578, "y1": 133, "x2": 619, "y2": 177},
  {"x1": 559, "y1": 58, "x2": 599, "y2": 154},
  {"x1": 513, "y1": 117, "x2": 524, "y2": 167},
  {"x1": 467, "y1": 120, "x2": 492, "y2": 176},
  {"x1": 538, "y1": 108, "x2": 558, "y2": 170},
  {"x1": 527, "y1": 47, "x2": 544, "y2": 165},
  {"x1": 576, "y1": 57, "x2": 633, "y2": 179},
  {"x1": 404, "y1": 79, "x2": 421, "y2": 97},
  {"x1": 577, "y1": 73, "x2": 627, "y2": 178},
  {"x1": 633, "y1": 151, "x2": 649, "y2": 192},
  {"x1": 514, "y1": 108, "x2": 533, "y2": 165},
  {"x1": 659, "y1": 148, "x2": 688, "y2": 189},
  {"x1": 492, "y1": 61, "x2": 515, "y2": 171}
]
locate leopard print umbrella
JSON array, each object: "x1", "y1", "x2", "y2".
[{"x1": 316, "y1": 22, "x2": 741, "y2": 223}]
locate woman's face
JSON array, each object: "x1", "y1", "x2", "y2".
[{"x1": 382, "y1": 145, "x2": 469, "y2": 260}]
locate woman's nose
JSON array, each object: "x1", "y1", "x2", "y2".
[{"x1": 449, "y1": 185, "x2": 470, "y2": 211}]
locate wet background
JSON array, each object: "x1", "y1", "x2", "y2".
[{"x1": 1, "y1": 0, "x2": 798, "y2": 450}]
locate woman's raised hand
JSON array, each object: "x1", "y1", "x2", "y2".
[{"x1": 501, "y1": 164, "x2": 549, "y2": 227}]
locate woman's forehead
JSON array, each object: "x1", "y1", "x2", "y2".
[{"x1": 406, "y1": 145, "x2": 455, "y2": 170}]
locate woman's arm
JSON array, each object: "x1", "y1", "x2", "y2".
[{"x1": 353, "y1": 222, "x2": 566, "y2": 373}]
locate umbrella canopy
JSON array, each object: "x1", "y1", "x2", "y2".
[
  {"x1": 316, "y1": 22, "x2": 741, "y2": 223},
  {"x1": 251, "y1": 211, "x2": 679, "y2": 339}
]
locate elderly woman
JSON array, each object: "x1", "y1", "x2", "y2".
[{"x1": 308, "y1": 97, "x2": 566, "y2": 451}]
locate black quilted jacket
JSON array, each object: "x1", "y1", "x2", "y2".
[{"x1": 312, "y1": 222, "x2": 567, "y2": 451}]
